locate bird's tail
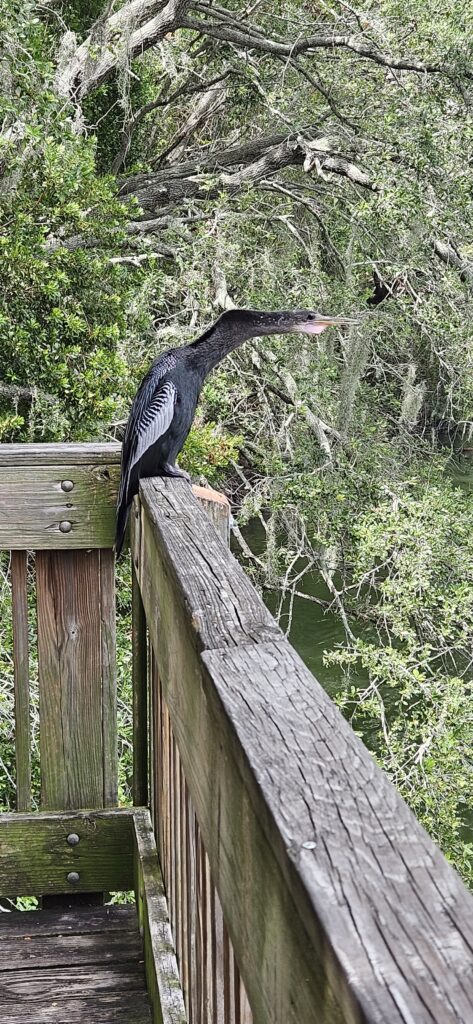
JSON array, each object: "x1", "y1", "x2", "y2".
[{"x1": 115, "y1": 499, "x2": 131, "y2": 559}]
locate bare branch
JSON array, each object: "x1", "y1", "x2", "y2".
[
  {"x1": 121, "y1": 133, "x2": 375, "y2": 214},
  {"x1": 263, "y1": 179, "x2": 346, "y2": 278},
  {"x1": 232, "y1": 523, "x2": 265, "y2": 567},
  {"x1": 256, "y1": 350, "x2": 341, "y2": 460},
  {"x1": 118, "y1": 129, "x2": 295, "y2": 195},
  {"x1": 212, "y1": 265, "x2": 237, "y2": 310},
  {"x1": 433, "y1": 240, "x2": 473, "y2": 285},
  {"x1": 107, "y1": 251, "x2": 172, "y2": 265},
  {"x1": 56, "y1": 0, "x2": 192, "y2": 99},
  {"x1": 182, "y1": 14, "x2": 453, "y2": 76},
  {"x1": 155, "y1": 77, "x2": 228, "y2": 165},
  {"x1": 0, "y1": 382, "x2": 60, "y2": 406},
  {"x1": 279, "y1": 367, "x2": 341, "y2": 459},
  {"x1": 110, "y1": 71, "x2": 232, "y2": 174},
  {"x1": 45, "y1": 226, "x2": 175, "y2": 256}
]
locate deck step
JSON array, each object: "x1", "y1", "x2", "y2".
[{"x1": 0, "y1": 904, "x2": 152, "y2": 1023}]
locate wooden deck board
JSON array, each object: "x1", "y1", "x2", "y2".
[
  {"x1": 0, "y1": 904, "x2": 152, "y2": 1024},
  {"x1": 0, "y1": 930, "x2": 143, "y2": 971},
  {"x1": 0, "y1": 993, "x2": 152, "y2": 1024},
  {"x1": 0, "y1": 905, "x2": 137, "y2": 937}
]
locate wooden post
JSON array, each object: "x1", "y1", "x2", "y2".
[
  {"x1": 132, "y1": 561, "x2": 148, "y2": 807},
  {"x1": 192, "y1": 485, "x2": 231, "y2": 545},
  {"x1": 36, "y1": 548, "x2": 117, "y2": 810},
  {"x1": 11, "y1": 550, "x2": 31, "y2": 812}
]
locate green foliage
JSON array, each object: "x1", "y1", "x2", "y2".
[
  {"x1": 0, "y1": 1, "x2": 144, "y2": 440},
  {"x1": 325, "y1": 476, "x2": 473, "y2": 880},
  {"x1": 181, "y1": 421, "x2": 242, "y2": 482},
  {"x1": 115, "y1": 556, "x2": 134, "y2": 804}
]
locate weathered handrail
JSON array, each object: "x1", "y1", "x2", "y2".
[{"x1": 132, "y1": 476, "x2": 473, "y2": 1024}]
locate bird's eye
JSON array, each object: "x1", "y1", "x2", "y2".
[{"x1": 307, "y1": 314, "x2": 315, "y2": 321}]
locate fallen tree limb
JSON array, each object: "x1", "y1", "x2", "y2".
[
  {"x1": 433, "y1": 239, "x2": 473, "y2": 285},
  {"x1": 121, "y1": 134, "x2": 376, "y2": 214},
  {"x1": 56, "y1": 0, "x2": 192, "y2": 99},
  {"x1": 182, "y1": 13, "x2": 453, "y2": 76}
]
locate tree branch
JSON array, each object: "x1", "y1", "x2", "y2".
[
  {"x1": 433, "y1": 240, "x2": 473, "y2": 285},
  {"x1": 110, "y1": 70, "x2": 232, "y2": 174},
  {"x1": 56, "y1": 0, "x2": 192, "y2": 99},
  {"x1": 120, "y1": 133, "x2": 375, "y2": 215},
  {"x1": 0, "y1": 382, "x2": 60, "y2": 406},
  {"x1": 182, "y1": 14, "x2": 452, "y2": 76},
  {"x1": 44, "y1": 227, "x2": 175, "y2": 256},
  {"x1": 278, "y1": 367, "x2": 341, "y2": 459},
  {"x1": 154, "y1": 77, "x2": 228, "y2": 165},
  {"x1": 255, "y1": 350, "x2": 341, "y2": 460},
  {"x1": 118, "y1": 129, "x2": 296, "y2": 194}
]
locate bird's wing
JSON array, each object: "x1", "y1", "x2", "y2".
[
  {"x1": 118, "y1": 361, "x2": 177, "y2": 509},
  {"x1": 130, "y1": 379, "x2": 177, "y2": 470}
]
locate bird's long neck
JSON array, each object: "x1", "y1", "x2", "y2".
[{"x1": 188, "y1": 312, "x2": 263, "y2": 377}]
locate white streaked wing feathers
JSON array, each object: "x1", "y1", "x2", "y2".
[
  {"x1": 131, "y1": 380, "x2": 176, "y2": 469},
  {"x1": 118, "y1": 373, "x2": 176, "y2": 507}
]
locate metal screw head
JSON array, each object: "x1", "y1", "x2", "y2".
[
  {"x1": 66, "y1": 833, "x2": 80, "y2": 846},
  {"x1": 67, "y1": 871, "x2": 80, "y2": 885},
  {"x1": 61, "y1": 480, "x2": 74, "y2": 492},
  {"x1": 59, "y1": 520, "x2": 72, "y2": 533}
]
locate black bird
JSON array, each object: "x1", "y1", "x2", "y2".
[{"x1": 115, "y1": 307, "x2": 354, "y2": 555}]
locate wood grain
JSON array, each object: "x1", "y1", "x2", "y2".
[
  {"x1": 136, "y1": 478, "x2": 280, "y2": 652},
  {"x1": 0, "y1": 443, "x2": 121, "y2": 466},
  {"x1": 0, "y1": 994, "x2": 152, "y2": 1024},
  {"x1": 0, "y1": 930, "x2": 142, "y2": 971},
  {"x1": 0, "y1": 905, "x2": 137, "y2": 937},
  {"x1": 132, "y1": 478, "x2": 473, "y2": 1024},
  {"x1": 151, "y1": 658, "x2": 251, "y2": 1024},
  {"x1": 0, "y1": 901, "x2": 151, "y2": 1024},
  {"x1": 0, "y1": 810, "x2": 134, "y2": 897},
  {"x1": 192, "y1": 485, "x2": 231, "y2": 545},
  {"x1": 132, "y1": 808, "x2": 187, "y2": 1024},
  {"x1": 0, "y1": 803, "x2": 182, "y2": 1017},
  {"x1": 36, "y1": 548, "x2": 116, "y2": 810},
  {"x1": 100, "y1": 549, "x2": 118, "y2": 807},
  {"x1": 0, "y1": 965, "x2": 146, "y2": 1001},
  {"x1": 0, "y1": 464, "x2": 120, "y2": 550},
  {"x1": 10, "y1": 551, "x2": 31, "y2": 811}
]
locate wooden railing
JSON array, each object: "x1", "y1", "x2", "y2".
[
  {"x1": 0, "y1": 443, "x2": 121, "y2": 812},
  {"x1": 131, "y1": 477, "x2": 473, "y2": 1024}
]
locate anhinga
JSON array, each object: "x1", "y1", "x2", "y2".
[{"x1": 115, "y1": 307, "x2": 354, "y2": 555}]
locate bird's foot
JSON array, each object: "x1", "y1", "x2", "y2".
[{"x1": 161, "y1": 463, "x2": 191, "y2": 482}]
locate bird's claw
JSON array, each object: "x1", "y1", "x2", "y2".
[{"x1": 161, "y1": 463, "x2": 191, "y2": 482}]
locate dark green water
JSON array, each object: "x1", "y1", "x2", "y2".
[
  {"x1": 240, "y1": 519, "x2": 367, "y2": 697},
  {"x1": 241, "y1": 457, "x2": 472, "y2": 697},
  {"x1": 449, "y1": 459, "x2": 473, "y2": 493}
]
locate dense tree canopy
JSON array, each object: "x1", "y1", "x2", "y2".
[{"x1": 0, "y1": 0, "x2": 472, "y2": 880}]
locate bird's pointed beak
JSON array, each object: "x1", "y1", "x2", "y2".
[
  {"x1": 300, "y1": 314, "x2": 359, "y2": 335},
  {"x1": 319, "y1": 315, "x2": 358, "y2": 325}
]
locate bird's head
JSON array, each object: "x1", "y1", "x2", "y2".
[{"x1": 220, "y1": 308, "x2": 357, "y2": 338}]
